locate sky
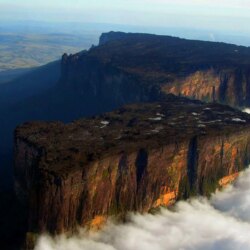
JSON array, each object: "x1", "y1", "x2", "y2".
[{"x1": 0, "y1": 0, "x2": 250, "y2": 35}]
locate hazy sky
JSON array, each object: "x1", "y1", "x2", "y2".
[{"x1": 1, "y1": 0, "x2": 250, "y2": 34}]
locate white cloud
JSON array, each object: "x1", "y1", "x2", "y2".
[
  {"x1": 243, "y1": 109, "x2": 250, "y2": 114},
  {"x1": 35, "y1": 168, "x2": 250, "y2": 250}
]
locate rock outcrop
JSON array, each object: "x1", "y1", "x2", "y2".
[
  {"x1": 4, "y1": 32, "x2": 250, "y2": 184},
  {"x1": 15, "y1": 95, "x2": 250, "y2": 237},
  {"x1": 60, "y1": 32, "x2": 250, "y2": 108},
  {"x1": 162, "y1": 68, "x2": 250, "y2": 107}
]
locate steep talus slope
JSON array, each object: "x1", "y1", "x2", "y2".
[{"x1": 15, "y1": 95, "x2": 250, "y2": 238}]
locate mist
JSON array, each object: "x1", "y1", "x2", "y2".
[
  {"x1": 243, "y1": 108, "x2": 250, "y2": 114},
  {"x1": 35, "y1": 168, "x2": 250, "y2": 250}
]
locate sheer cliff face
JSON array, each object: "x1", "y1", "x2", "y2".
[
  {"x1": 59, "y1": 32, "x2": 250, "y2": 109},
  {"x1": 162, "y1": 68, "x2": 250, "y2": 107},
  {"x1": 14, "y1": 96, "x2": 250, "y2": 235},
  {"x1": 59, "y1": 51, "x2": 160, "y2": 111}
]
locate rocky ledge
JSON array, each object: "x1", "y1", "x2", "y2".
[{"x1": 15, "y1": 95, "x2": 250, "y2": 237}]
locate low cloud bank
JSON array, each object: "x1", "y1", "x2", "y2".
[
  {"x1": 35, "y1": 168, "x2": 250, "y2": 250},
  {"x1": 243, "y1": 108, "x2": 250, "y2": 114}
]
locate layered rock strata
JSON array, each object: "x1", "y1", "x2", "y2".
[
  {"x1": 15, "y1": 95, "x2": 250, "y2": 235},
  {"x1": 61, "y1": 32, "x2": 250, "y2": 108}
]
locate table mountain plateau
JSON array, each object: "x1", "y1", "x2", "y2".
[
  {"x1": 15, "y1": 95, "x2": 250, "y2": 248},
  {"x1": 2, "y1": 31, "x2": 250, "y2": 249}
]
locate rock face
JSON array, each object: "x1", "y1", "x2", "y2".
[
  {"x1": 60, "y1": 32, "x2": 250, "y2": 108},
  {"x1": 15, "y1": 95, "x2": 250, "y2": 235},
  {"x1": 4, "y1": 32, "x2": 250, "y2": 188},
  {"x1": 99, "y1": 31, "x2": 132, "y2": 45},
  {"x1": 60, "y1": 51, "x2": 157, "y2": 107},
  {"x1": 162, "y1": 68, "x2": 250, "y2": 107}
]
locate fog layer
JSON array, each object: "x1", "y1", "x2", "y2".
[{"x1": 35, "y1": 168, "x2": 250, "y2": 250}]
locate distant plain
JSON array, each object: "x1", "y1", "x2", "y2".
[{"x1": 0, "y1": 32, "x2": 98, "y2": 71}]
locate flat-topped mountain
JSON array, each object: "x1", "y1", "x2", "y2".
[
  {"x1": 15, "y1": 95, "x2": 250, "y2": 240},
  {"x1": 62, "y1": 31, "x2": 250, "y2": 108},
  {"x1": 3, "y1": 32, "x2": 250, "y2": 248},
  {"x1": 3, "y1": 32, "x2": 250, "y2": 157}
]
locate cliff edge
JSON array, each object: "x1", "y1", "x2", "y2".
[
  {"x1": 15, "y1": 95, "x2": 250, "y2": 237},
  {"x1": 61, "y1": 32, "x2": 250, "y2": 108}
]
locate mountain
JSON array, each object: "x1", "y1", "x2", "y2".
[
  {"x1": 10, "y1": 30, "x2": 250, "y2": 136},
  {"x1": 15, "y1": 95, "x2": 250, "y2": 246},
  {"x1": 98, "y1": 32, "x2": 250, "y2": 107},
  {"x1": 2, "y1": 31, "x2": 250, "y2": 249},
  {"x1": 3, "y1": 32, "x2": 250, "y2": 182},
  {"x1": 3, "y1": 31, "x2": 250, "y2": 188}
]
